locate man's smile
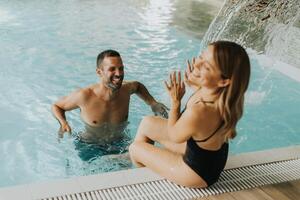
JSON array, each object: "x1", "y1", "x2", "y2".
[{"x1": 111, "y1": 76, "x2": 123, "y2": 83}]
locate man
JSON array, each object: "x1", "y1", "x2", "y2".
[{"x1": 52, "y1": 49, "x2": 168, "y2": 145}]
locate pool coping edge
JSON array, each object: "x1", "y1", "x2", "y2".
[{"x1": 0, "y1": 145, "x2": 299, "y2": 200}]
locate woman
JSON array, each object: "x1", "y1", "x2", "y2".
[{"x1": 129, "y1": 41, "x2": 251, "y2": 188}]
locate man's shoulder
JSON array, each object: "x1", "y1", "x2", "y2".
[
  {"x1": 73, "y1": 86, "x2": 94, "y2": 100},
  {"x1": 122, "y1": 80, "x2": 140, "y2": 93}
]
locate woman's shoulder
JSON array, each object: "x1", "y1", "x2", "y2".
[
  {"x1": 186, "y1": 101, "x2": 219, "y2": 122},
  {"x1": 190, "y1": 100, "x2": 217, "y2": 113}
]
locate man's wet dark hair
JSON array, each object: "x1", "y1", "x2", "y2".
[{"x1": 97, "y1": 49, "x2": 121, "y2": 68}]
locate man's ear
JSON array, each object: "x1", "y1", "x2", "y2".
[
  {"x1": 96, "y1": 67, "x2": 102, "y2": 76},
  {"x1": 218, "y1": 78, "x2": 231, "y2": 88}
]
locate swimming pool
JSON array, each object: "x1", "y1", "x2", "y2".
[{"x1": 0, "y1": 0, "x2": 299, "y2": 188}]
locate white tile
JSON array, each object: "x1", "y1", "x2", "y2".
[
  {"x1": 0, "y1": 184, "x2": 32, "y2": 200},
  {"x1": 123, "y1": 168, "x2": 163, "y2": 185},
  {"x1": 77, "y1": 170, "x2": 129, "y2": 191},
  {"x1": 225, "y1": 145, "x2": 300, "y2": 169},
  {"x1": 28, "y1": 178, "x2": 83, "y2": 199}
]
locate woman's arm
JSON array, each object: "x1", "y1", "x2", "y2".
[{"x1": 165, "y1": 71, "x2": 197, "y2": 143}]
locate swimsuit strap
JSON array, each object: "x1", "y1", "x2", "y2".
[
  {"x1": 193, "y1": 121, "x2": 224, "y2": 143},
  {"x1": 181, "y1": 91, "x2": 199, "y2": 114},
  {"x1": 182, "y1": 91, "x2": 214, "y2": 112},
  {"x1": 194, "y1": 96, "x2": 215, "y2": 105}
]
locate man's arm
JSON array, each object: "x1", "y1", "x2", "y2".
[
  {"x1": 128, "y1": 81, "x2": 169, "y2": 118},
  {"x1": 129, "y1": 81, "x2": 156, "y2": 105},
  {"x1": 51, "y1": 89, "x2": 85, "y2": 132}
]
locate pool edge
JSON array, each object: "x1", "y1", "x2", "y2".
[{"x1": 0, "y1": 145, "x2": 299, "y2": 200}]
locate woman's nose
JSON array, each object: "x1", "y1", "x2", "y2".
[{"x1": 194, "y1": 57, "x2": 203, "y2": 67}]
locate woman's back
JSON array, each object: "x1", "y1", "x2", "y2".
[
  {"x1": 182, "y1": 89, "x2": 229, "y2": 186},
  {"x1": 183, "y1": 89, "x2": 226, "y2": 150}
]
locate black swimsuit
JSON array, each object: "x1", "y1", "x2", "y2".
[{"x1": 182, "y1": 98, "x2": 228, "y2": 186}]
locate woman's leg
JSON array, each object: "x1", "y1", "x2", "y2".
[
  {"x1": 129, "y1": 141, "x2": 207, "y2": 188},
  {"x1": 134, "y1": 116, "x2": 186, "y2": 154}
]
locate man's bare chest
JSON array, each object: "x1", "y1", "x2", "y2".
[{"x1": 80, "y1": 94, "x2": 130, "y2": 125}]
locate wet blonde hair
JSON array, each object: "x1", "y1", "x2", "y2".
[{"x1": 211, "y1": 41, "x2": 251, "y2": 140}]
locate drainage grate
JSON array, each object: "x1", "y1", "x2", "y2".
[{"x1": 41, "y1": 158, "x2": 300, "y2": 200}]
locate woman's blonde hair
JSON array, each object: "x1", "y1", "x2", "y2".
[{"x1": 211, "y1": 41, "x2": 251, "y2": 140}]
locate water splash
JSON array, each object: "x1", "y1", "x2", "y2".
[{"x1": 202, "y1": 0, "x2": 300, "y2": 67}]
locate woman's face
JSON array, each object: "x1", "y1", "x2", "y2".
[{"x1": 190, "y1": 45, "x2": 223, "y2": 89}]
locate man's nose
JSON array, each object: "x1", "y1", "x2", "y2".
[{"x1": 115, "y1": 69, "x2": 123, "y2": 76}]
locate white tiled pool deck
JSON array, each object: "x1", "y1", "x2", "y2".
[{"x1": 0, "y1": 145, "x2": 299, "y2": 200}]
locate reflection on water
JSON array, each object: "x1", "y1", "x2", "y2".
[
  {"x1": 74, "y1": 121, "x2": 131, "y2": 160},
  {"x1": 63, "y1": 137, "x2": 132, "y2": 177},
  {"x1": 74, "y1": 134, "x2": 130, "y2": 162},
  {"x1": 171, "y1": 0, "x2": 224, "y2": 38},
  {"x1": 127, "y1": 0, "x2": 224, "y2": 39}
]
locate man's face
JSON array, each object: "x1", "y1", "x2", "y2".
[{"x1": 97, "y1": 56, "x2": 124, "y2": 91}]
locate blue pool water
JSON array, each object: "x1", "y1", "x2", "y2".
[{"x1": 0, "y1": 0, "x2": 299, "y2": 187}]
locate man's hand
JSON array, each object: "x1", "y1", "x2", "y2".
[
  {"x1": 58, "y1": 122, "x2": 72, "y2": 135},
  {"x1": 151, "y1": 102, "x2": 169, "y2": 118},
  {"x1": 131, "y1": 81, "x2": 169, "y2": 118}
]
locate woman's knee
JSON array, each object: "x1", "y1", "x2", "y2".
[
  {"x1": 136, "y1": 116, "x2": 156, "y2": 137},
  {"x1": 129, "y1": 142, "x2": 143, "y2": 157},
  {"x1": 128, "y1": 143, "x2": 137, "y2": 162},
  {"x1": 129, "y1": 142, "x2": 146, "y2": 167},
  {"x1": 140, "y1": 116, "x2": 156, "y2": 127},
  {"x1": 136, "y1": 116, "x2": 167, "y2": 143},
  {"x1": 139, "y1": 116, "x2": 166, "y2": 133},
  {"x1": 128, "y1": 142, "x2": 136, "y2": 155}
]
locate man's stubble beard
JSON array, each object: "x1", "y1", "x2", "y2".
[{"x1": 107, "y1": 76, "x2": 123, "y2": 92}]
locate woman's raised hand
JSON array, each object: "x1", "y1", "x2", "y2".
[
  {"x1": 164, "y1": 71, "x2": 185, "y2": 105},
  {"x1": 184, "y1": 58, "x2": 199, "y2": 90}
]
